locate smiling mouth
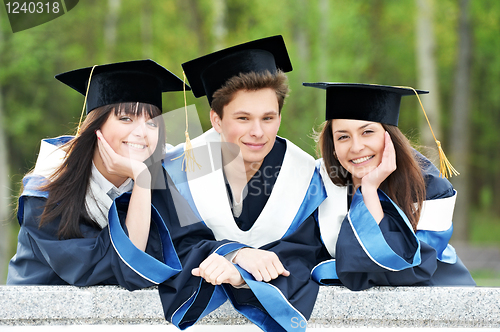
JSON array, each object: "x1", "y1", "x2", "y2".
[
  {"x1": 244, "y1": 142, "x2": 266, "y2": 149},
  {"x1": 350, "y1": 155, "x2": 374, "y2": 164},
  {"x1": 124, "y1": 142, "x2": 148, "y2": 150}
]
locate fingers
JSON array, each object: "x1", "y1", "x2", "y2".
[
  {"x1": 96, "y1": 130, "x2": 119, "y2": 173},
  {"x1": 383, "y1": 131, "x2": 397, "y2": 172},
  {"x1": 233, "y1": 248, "x2": 289, "y2": 282},
  {"x1": 95, "y1": 130, "x2": 143, "y2": 180},
  {"x1": 195, "y1": 253, "x2": 243, "y2": 286}
]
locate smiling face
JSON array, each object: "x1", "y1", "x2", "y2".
[
  {"x1": 211, "y1": 88, "x2": 281, "y2": 171},
  {"x1": 99, "y1": 110, "x2": 159, "y2": 162},
  {"x1": 331, "y1": 119, "x2": 385, "y2": 186}
]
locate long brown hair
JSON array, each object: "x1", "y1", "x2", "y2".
[
  {"x1": 316, "y1": 120, "x2": 426, "y2": 231},
  {"x1": 37, "y1": 102, "x2": 163, "y2": 239}
]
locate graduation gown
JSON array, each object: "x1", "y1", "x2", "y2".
[
  {"x1": 7, "y1": 136, "x2": 249, "y2": 328},
  {"x1": 313, "y1": 152, "x2": 476, "y2": 290},
  {"x1": 7, "y1": 137, "x2": 183, "y2": 289},
  {"x1": 164, "y1": 128, "x2": 329, "y2": 332}
]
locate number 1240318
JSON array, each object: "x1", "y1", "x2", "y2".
[{"x1": 5, "y1": 2, "x2": 60, "y2": 14}]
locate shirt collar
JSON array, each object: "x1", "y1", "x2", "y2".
[{"x1": 91, "y1": 162, "x2": 134, "y2": 199}]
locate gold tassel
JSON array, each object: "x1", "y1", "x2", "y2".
[
  {"x1": 400, "y1": 86, "x2": 459, "y2": 178},
  {"x1": 170, "y1": 71, "x2": 201, "y2": 172},
  {"x1": 76, "y1": 65, "x2": 98, "y2": 136}
]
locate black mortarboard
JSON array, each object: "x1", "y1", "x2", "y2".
[
  {"x1": 182, "y1": 35, "x2": 292, "y2": 105},
  {"x1": 55, "y1": 59, "x2": 189, "y2": 113},
  {"x1": 303, "y1": 83, "x2": 429, "y2": 126}
]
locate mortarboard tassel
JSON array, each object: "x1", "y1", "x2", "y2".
[
  {"x1": 400, "y1": 86, "x2": 459, "y2": 178},
  {"x1": 76, "y1": 65, "x2": 98, "y2": 136},
  {"x1": 171, "y1": 72, "x2": 201, "y2": 172}
]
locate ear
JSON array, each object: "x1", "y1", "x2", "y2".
[{"x1": 210, "y1": 109, "x2": 222, "y2": 133}]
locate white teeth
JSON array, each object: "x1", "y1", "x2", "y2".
[
  {"x1": 351, "y1": 156, "x2": 372, "y2": 164},
  {"x1": 126, "y1": 142, "x2": 146, "y2": 149}
]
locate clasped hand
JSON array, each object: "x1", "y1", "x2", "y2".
[{"x1": 192, "y1": 248, "x2": 290, "y2": 287}]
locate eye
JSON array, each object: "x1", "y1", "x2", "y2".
[
  {"x1": 237, "y1": 116, "x2": 249, "y2": 121},
  {"x1": 146, "y1": 121, "x2": 158, "y2": 128},
  {"x1": 336, "y1": 135, "x2": 349, "y2": 141},
  {"x1": 362, "y1": 129, "x2": 375, "y2": 135},
  {"x1": 119, "y1": 116, "x2": 132, "y2": 122},
  {"x1": 263, "y1": 116, "x2": 274, "y2": 121}
]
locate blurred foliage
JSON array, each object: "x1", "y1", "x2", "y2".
[
  {"x1": 470, "y1": 270, "x2": 500, "y2": 287},
  {"x1": 470, "y1": 207, "x2": 500, "y2": 246},
  {"x1": 1, "y1": 0, "x2": 500, "y2": 281}
]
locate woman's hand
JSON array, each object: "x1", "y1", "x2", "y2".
[
  {"x1": 361, "y1": 131, "x2": 397, "y2": 191},
  {"x1": 232, "y1": 248, "x2": 290, "y2": 282},
  {"x1": 192, "y1": 253, "x2": 245, "y2": 287},
  {"x1": 96, "y1": 130, "x2": 152, "y2": 251},
  {"x1": 360, "y1": 131, "x2": 396, "y2": 223},
  {"x1": 96, "y1": 130, "x2": 149, "y2": 184}
]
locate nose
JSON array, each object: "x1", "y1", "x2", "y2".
[
  {"x1": 249, "y1": 120, "x2": 264, "y2": 138},
  {"x1": 350, "y1": 136, "x2": 365, "y2": 153},
  {"x1": 131, "y1": 121, "x2": 147, "y2": 137}
]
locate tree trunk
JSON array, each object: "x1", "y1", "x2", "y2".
[
  {"x1": 183, "y1": 0, "x2": 207, "y2": 54},
  {"x1": 141, "y1": 0, "x2": 153, "y2": 59},
  {"x1": 0, "y1": 16, "x2": 10, "y2": 283},
  {"x1": 212, "y1": 0, "x2": 227, "y2": 51},
  {"x1": 316, "y1": 0, "x2": 330, "y2": 119},
  {"x1": 449, "y1": 0, "x2": 472, "y2": 243},
  {"x1": 0, "y1": 88, "x2": 9, "y2": 284},
  {"x1": 104, "y1": 0, "x2": 121, "y2": 61},
  {"x1": 415, "y1": 0, "x2": 441, "y2": 162},
  {"x1": 294, "y1": 0, "x2": 310, "y2": 85}
]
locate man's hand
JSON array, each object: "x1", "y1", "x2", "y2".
[
  {"x1": 232, "y1": 248, "x2": 290, "y2": 282},
  {"x1": 192, "y1": 253, "x2": 244, "y2": 287}
]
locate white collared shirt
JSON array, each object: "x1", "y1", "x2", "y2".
[{"x1": 91, "y1": 162, "x2": 134, "y2": 199}]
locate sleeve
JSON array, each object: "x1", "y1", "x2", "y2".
[
  {"x1": 222, "y1": 213, "x2": 330, "y2": 332},
  {"x1": 150, "y1": 177, "x2": 249, "y2": 330},
  {"x1": 415, "y1": 153, "x2": 458, "y2": 263},
  {"x1": 159, "y1": 241, "x2": 244, "y2": 330},
  {"x1": 8, "y1": 195, "x2": 173, "y2": 290},
  {"x1": 335, "y1": 189, "x2": 438, "y2": 291}
]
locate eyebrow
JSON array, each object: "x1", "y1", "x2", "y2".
[
  {"x1": 333, "y1": 123, "x2": 373, "y2": 134},
  {"x1": 232, "y1": 110, "x2": 278, "y2": 116},
  {"x1": 233, "y1": 111, "x2": 251, "y2": 116},
  {"x1": 263, "y1": 110, "x2": 279, "y2": 116}
]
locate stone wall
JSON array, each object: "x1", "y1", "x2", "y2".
[{"x1": 1, "y1": 286, "x2": 498, "y2": 328}]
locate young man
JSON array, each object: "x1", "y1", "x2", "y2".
[{"x1": 164, "y1": 36, "x2": 330, "y2": 332}]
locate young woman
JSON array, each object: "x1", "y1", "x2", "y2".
[
  {"x1": 6, "y1": 60, "x2": 187, "y2": 287},
  {"x1": 304, "y1": 82, "x2": 475, "y2": 290},
  {"x1": 7, "y1": 60, "x2": 248, "y2": 295}
]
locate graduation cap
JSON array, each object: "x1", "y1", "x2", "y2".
[
  {"x1": 182, "y1": 35, "x2": 292, "y2": 105},
  {"x1": 304, "y1": 82, "x2": 459, "y2": 178},
  {"x1": 302, "y1": 82, "x2": 429, "y2": 126},
  {"x1": 55, "y1": 59, "x2": 189, "y2": 114}
]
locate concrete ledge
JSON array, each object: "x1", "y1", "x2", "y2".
[{"x1": 0, "y1": 286, "x2": 498, "y2": 327}]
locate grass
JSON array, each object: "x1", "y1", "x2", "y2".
[
  {"x1": 469, "y1": 208, "x2": 500, "y2": 246},
  {"x1": 467, "y1": 208, "x2": 500, "y2": 286},
  {"x1": 470, "y1": 269, "x2": 500, "y2": 287}
]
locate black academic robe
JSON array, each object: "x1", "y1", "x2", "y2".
[
  {"x1": 8, "y1": 168, "x2": 246, "y2": 328},
  {"x1": 7, "y1": 173, "x2": 181, "y2": 290},
  {"x1": 315, "y1": 152, "x2": 476, "y2": 290},
  {"x1": 164, "y1": 128, "x2": 329, "y2": 332}
]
